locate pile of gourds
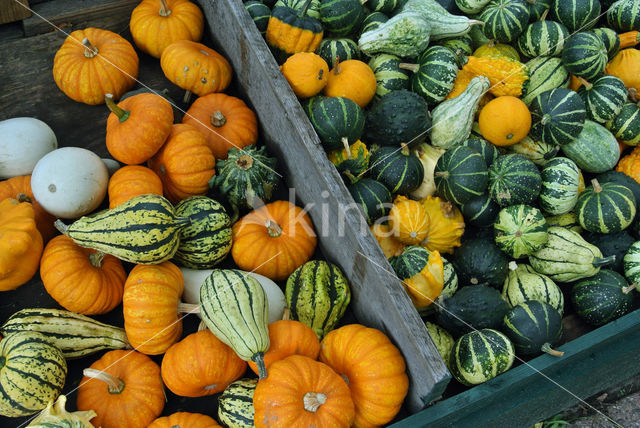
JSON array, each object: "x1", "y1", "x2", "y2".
[
  {"x1": 246, "y1": 0, "x2": 640, "y2": 387},
  {"x1": 0, "y1": 0, "x2": 411, "y2": 426}
]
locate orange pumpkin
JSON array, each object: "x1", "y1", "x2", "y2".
[
  {"x1": 53, "y1": 27, "x2": 138, "y2": 105},
  {"x1": 616, "y1": 146, "x2": 640, "y2": 184},
  {"x1": 0, "y1": 175, "x2": 56, "y2": 241},
  {"x1": 161, "y1": 330, "x2": 247, "y2": 397},
  {"x1": 280, "y1": 52, "x2": 329, "y2": 98},
  {"x1": 147, "y1": 123, "x2": 216, "y2": 204},
  {"x1": 183, "y1": 93, "x2": 258, "y2": 160},
  {"x1": 148, "y1": 412, "x2": 222, "y2": 428},
  {"x1": 122, "y1": 261, "x2": 185, "y2": 355},
  {"x1": 253, "y1": 355, "x2": 355, "y2": 428},
  {"x1": 77, "y1": 350, "x2": 164, "y2": 428},
  {"x1": 619, "y1": 31, "x2": 640, "y2": 49},
  {"x1": 370, "y1": 223, "x2": 406, "y2": 258},
  {"x1": 324, "y1": 59, "x2": 377, "y2": 108},
  {"x1": 40, "y1": 235, "x2": 126, "y2": 315},
  {"x1": 319, "y1": 324, "x2": 409, "y2": 428},
  {"x1": 419, "y1": 195, "x2": 465, "y2": 254},
  {"x1": 388, "y1": 195, "x2": 430, "y2": 245},
  {"x1": 0, "y1": 198, "x2": 43, "y2": 291},
  {"x1": 248, "y1": 320, "x2": 320, "y2": 376},
  {"x1": 130, "y1": 0, "x2": 204, "y2": 58},
  {"x1": 108, "y1": 165, "x2": 164, "y2": 209},
  {"x1": 231, "y1": 200, "x2": 317, "y2": 280},
  {"x1": 105, "y1": 93, "x2": 174, "y2": 165},
  {"x1": 606, "y1": 48, "x2": 640, "y2": 92},
  {"x1": 478, "y1": 96, "x2": 531, "y2": 146}
]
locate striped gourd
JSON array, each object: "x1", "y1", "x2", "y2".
[
  {"x1": 27, "y1": 395, "x2": 96, "y2": 428},
  {"x1": 551, "y1": 0, "x2": 600, "y2": 32},
  {"x1": 561, "y1": 32, "x2": 608, "y2": 81},
  {"x1": 305, "y1": 96, "x2": 365, "y2": 151},
  {"x1": 199, "y1": 269, "x2": 270, "y2": 378},
  {"x1": 449, "y1": 329, "x2": 515, "y2": 386},
  {"x1": 439, "y1": 34, "x2": 474, "y2": 66},
  {"x1": 488, "y1": 154, "x2": 542, "y2": 207},
  {"x1": 319, "y1": 0, "x2": 365, "y2": 36},
  {"x1": 526, "y1": 0, "x2": 551, "y2": 21},
  {"x1": 440, "y1": 256, "x2": 459, "y2": 300},
  {"x1": 502, "y1": 262, "x2": 564, "y2": 314},
  {"x1": 455, "y1": 0, "x2": 491, "y2": 13},
  {"x1": 480, "y1": 0, "x2": 531, "y2": 43},
  {"x1": 360, "y1": 11, "x2": 389, "y2": 34},
  {"x1": 328, "y1": 139, "x2": 370, "y2": 179},
  {"x1": 494, "y1": 204, "x2": 548, "y2": 258},
  {"x1": 544, "y1": 212, "x2": 583, "y2": 234},
  {"x1": 285, "y1": 260, "x2": 351, "y2": 338},
  {"x1": 606, "y1": 101, "x2": 640, "y2": 146},
  {"x1": 401, "y1": 0, "x2": 485, "y2": 41},
  {"x1": 575, "y1": 179, "x2": 636, "y2": 234},
  {"x1": 572, "y1": 269, "x2": 636, "y2": 325},
  {"x1": 368, "y1": 54, "x2": 410, "y2": 99},
  {"x1": 405, "y1": 46, "x2": 459, "y2": 105},
  {"x1": 460, "y1": 138, "x2": 499, "y2": 168},
  {"x1": 173, "y1": 196, "x2": 232, "y2": 269},
  {"x1": 369, "y1": 145, "x2": 425, "y2": 194},
  {"x1": 245, "y1": 1, "x2": 271, "y2": 34},
  {"x1": 521, "y1": 56, "x2": 570, "y2": 105},
  {"x1": 597, "y1": 170, "x2": 640, "y2": 210},
  {"x1": 461, "y1": 193, "x2": 500, "y2": 227},
  {"x1": 218, "y1": 378, "x2": 257, "y2": 428},
  {"x1": 539, "y1": 157, "x2": 581, "y2": 215},
  {"x1": 348, "y1": 178, "x2": 392, "y2": 225},
  {"x1": 530, "y1": 88, "x2": 587, "y2": 147},
  {"x1": 425, "y1": 322, "x2": 455, "y2": 370},
  {"x1": 562, "y1": 120, "x2": 621, "y2": 173},
  {"x1": 517, "y1": 20, "x2": 569, "y2": 58},
  {"x1": 434, "y1": 146, "x2": 489, "y2": 205},
  {"x1": 0, "y1": 308, "x2": 130, "y2": 359},
  {"x1": 366, "y1": 0, "x2": 398, "y2": 13},
  {"x1": 577, "y1": 75, "x2": 628, "y2": 123},
  {"x1": 452, "y1": 238, "x2": 510, "y2": 288},
  {"x1": 316, "y1": 38, "x2": 359, "y2": 68},
  {"x1": 606, "y1": 0, "x2": 640, "y2": 32},
  {"x1": 592, "y1": 28, "x2": 621, "y2": 60},
  {"x1": 57, "y1": 194, "x2": 187, "y2": 265},
  {"x1": 0, "y1": 332, "x2": 67, "y2": 417},
  {"x1": 623, "y1": 240, "x2": 640, "y2": 283},
  {"x1": 391, "y1": 246, "x2": 444, "y2": 309},
  {"x1": 506, "y1": 135, "x2": 560, "y2": 166},
  {"x1": 275, "y1": 0, "x2": 321, "y2": 18},
  {"x1": 502, "y1": 300, "x2": 563, "y2": 356}
]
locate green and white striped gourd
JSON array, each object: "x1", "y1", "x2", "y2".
[
  {"x1": 316, "y1": 38, "x2": 359, "y2": 68},
  {"x1": 401, "y1": 0, "x2": 485, "y2": 40},
  {"x1": 502, "y1": 261, "x2": 564, "y2": 314},
  {"x1": 285, "y1": 260, "x2": 351, "y2": 339},
  {"x1": 494, "y1": 204, "x2": 548, "y2": 258},
  {"x1": 305, "y1": 96, "x2": 365, "y2": 152},
  {"x1": 365, "y1": 0, "x2": 398, "y2": 13},
  {"x1": 517, "y1": 19, "x2": 569, "y2": 58},
  {"x1": 348, "y1": 178, "x2": 392, "y2": 225},
  {"x1": 440, "y1": 257, "x2": 459, "y2": 300},
  {"x1": 218, "y1": 378, "x2": 257, "y2": 428},
  {"x1": 606, "y1": 0, "x2": 640, "y2": 32},
  {"x1": 502, "y1": 300, "x2": 564, "y2": 356},
  {"x1": 368, "y1": 54, "x2": 410, "y2": 99},
  {"x1": 430, "y1": 76, "x2": 490, "y2": 149},
  {"x1": 597, "y1": 170, "x2": 640, "y2": 210},
  {"x1": 488, "y1": 154, "x2": 542, "y2": 206},
  {"x1": 529, "y1": 226, "x2": 616, "y2": 282},
  {"x1": 26, "y1": 395, "x2": 96, "y2": 428},
  {"x1": 449, "y1": 329, "x2": 515, "y2": 386},
  {"x1": 592, "y1": 27, "x2": 621, "y2": 60},
  {"x1": 0, "y1": 308, "x2": 130, "y2": 359},
  {"x1": 461, "y1": 193, "x2": 500, "y2": 227},
  {"x1": 562, "y1": 120, "x2": 621, "y2": 173},
  {"x1": 358, "y1": 11, "x2": 431, "y2": 58},
  {"x1": 577, "y1": 75, "x2": 629, "y2": 123},
  {"x1": 545, "y1": 212, "x2": 583, "y2": 234},
  {"x1": 572, "y1": 269, "x2": 637, "y2": 325},
  {"x1": 199, "y1": 269, "x2": 270, "y2": 378},
  {"x1": 606, "y1": 101, "x2": 640, "y2": 146},
  {"x1": 539, "y1": 157, "x2": 581, "y2": 215},
  {"x1": 506, "y1": 135, "x2": 560, "y2": 166},
  {"x1": 439, "y1": 34, "x2": 474, "y2": 66},
  {"x1": 561, "y1": 31, "x2": 608, "y2": 81},
  {"x1": 623, "y1": 240, "x2": 640, "y2": 283},
  {"x1": 245, "y1": 1, "x2": 271, "y2": 34},
  {"x1": 551, "y1": 0, "x2": 600, "y2": 32},
  {"x1": 360, "y1": 11, "x2": 389, "y2": 34},
  {"x1": 455, "y1": 0, "x2": 491, "y2": 13},
  {"x1": 318, "y1": 0, "x2": 365, "y2": 36},
  {"x1": 425, "y1": 322, "x2": 455, "y2": 370},
  {"x1": 0, "y1": 332, "x2": 67, "y2": 417},
  {"x1": 275, "y1": 0, "x2": 321, "y2": 18},
  {"x1": 526, "y1": 0, "x2": 551, "y2": 21},
  {"x1": 480, "y1": 0, "x2": 531, "y2": 42},
  {"x1": 529, "y1": 88, "x2": 587, "y2": 147},
  {"x1": 460, "y1": 137, "x2": 500, "y2": 168},
  {"x1": 55, "y1": 194, "x2": 187, "y2": 265},
  {"x1": 402, "y1": 45, "x2": 459, "y2": 105},
  {"x1": 575, "y1": 179, "x2": 637, "y2": 234},
  {"x1": 521, "y1": 56, "x2": 570, "y2": 105},
  {"x1": 434, "y1": 145, "x2": 489, "y2": 205},
  {"x1": 369, "y1": 145, "x2": 425, "y2": 194}
]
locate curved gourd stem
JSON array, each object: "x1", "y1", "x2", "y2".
[
  {"x1": 104, "y1": 94, "x2": 130, "y2": 122},
  {"x1": 591, "y1": 178, "x2": 602, "y2": 193},
  {"x1": 88, "y1": 251, "x2": 105, "y2": 268},
  {"x1": 282, "y1": 307, "x2": 291, "y2": 321},
  {"x1": 54, "y1": 219, "x2": 69, "y2": 235},
  {"x1": 622, "y1": 283, "x2": 637, "y2": 294},
  {"x1": 265, "y1": 220, "x2": 283, "y2": 238},
  {"x1": 158, "y1": 0, "x2": 171, "y2": 16},
  {"x1": 299, "y1": 0, "x2": 314, "y2": 18},
  {"x1": 210, "y1": 110, "x2": 227, "y2": 127},
  {"x1": 592, "y1": 255, "x2": 616, "y2": 268},
  {"x1": 540, "y1": 8, "x2": 549, "y2": 21},
  {"x1": 541, "y1": 343, "x2": 564, "y2": 357},
  {"x1": 400, "y1": 143, "x2": 410, "y2": 156},
  {"x1": 469, "y1": 20, "x2": 484, "y2": 26},
  {"x1": 83, "y1": 368, "x2": 125, "y2": 394},
  {"x1": 341, "y1": 137, "x2": 351, "y2": 158},
  {"x1": 398, "y1": 63, "x2": 419, "y2": 73},
  {"x1": 82, "y1": 38, "x2": 98, "y2": 58},
  {"x1": 332, "y1": 57, "x2": 342, "y2": 75},
  {"x1": 177, "y1": 303, "x2": 201, "y2": 314},
  {"x1": 252, "y1": 353, "x2": 268, "y2": 379},
  {"x1": 577, "y1": 77, "x2": 593, "y2": 90},
  {"x1": 342, "y1": 170, "x2": 357, "y2": 184},
  {"x1": 303, "y1": 392, "x2": 327, "y2": 412}
]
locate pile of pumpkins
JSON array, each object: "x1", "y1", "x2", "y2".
[
  {"x1": 0, "y1": 0, "x2": 412, "y2": 427},
  {"x1": 245, "y1": 0, "x2": 640, "y2": 387}
]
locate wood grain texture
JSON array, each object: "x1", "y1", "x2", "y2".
[
  {"x1": 195, "y1": 0, "x2": 451, "y2": 411},
  {"x1": 0, "y1": 0, "x2": 31, "y2": 25}
]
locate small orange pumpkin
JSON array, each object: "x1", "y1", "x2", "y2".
[
  {"x1": 130, "y1": 0, "x2": 204, "y2": 58},
  {"x1": 370, "y1": 223, "x2": 406, "y2": 258},
  {"x1": 280, "y1": 52, "x2": 329, "y2": 98},
  {"x1": 40, "y1": 235, "x2": 126, "y2": 315},
  {"x1": 616, "y1": 146, "x2": 640, "y2": 184},
  {"x1": 148, "y1": 412, "x2": 222, "y2": 428},
  {"x1": 52, "y1": 27, "x2": 138, "y2": 105},
  {"x1": 606, "y1": 48, "x2": 640, "y2": 92},
  {"x1": 161, "y1": 330, "x2": 247, "y2": 397},
  {"x1": 76, "y1": 350, "x2": 165, "y2": 428},
  {"x1": 231, "y1": 200, "x2": 317, "y2": 280},
  {"x1": 324, "y1": 59, "x2": 377, "y2": 108},
  {"x1": 419, "y1": 195, "x2": 465, "y2": 254},
  {"x1": 478, "y1": 96, "x2": 531, "y2": 146},
  {"x1": 0, "y1": 175, "x2": 56, "y2": 241},
  {"x1": 388, "y1": 195, "x2": 430, "y2": 245},
  {"x1": 107, "y1": 165, "x2": 164, "y2": 209},
  {"x1": 253, "y1": 355, "x2": 355, "y2": 428}
]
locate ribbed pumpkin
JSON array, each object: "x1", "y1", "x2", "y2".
[
  {"x1": 76, "y1": 350, "x2": 164, "y2": 428},
  {"x1": 388, "y1": 195, "x2": 430, "y2": 245},
  {"x1": 370, "y1": 223, "x2": 406, "y2": 258},
  {"x1": 478, "y1": 96, "x2": 532, "y2": 146},
  {"x1": 108, "y1": 165, "x2": 163, "y2": 208},
  {"x1": 148, "y1": 123, "x2": 216, "y2": 204},
  {"x1": 0, "y1": 175, "x2": 56, "y2": 241},
  {"x1": 40, "y1": 235, "x2": 126, "y2": 315},
  {"x1": 231, "y1": 200, "x2": 317, "y2": 280},
  {"x1": 419, "y1": 195, "x2": 465, "y2": 254},
  {"x1": 324, "y1": 59, "x2": 377, "y2": 108},
  {"x1": 606, "y1": 48, "x2": 640, "y2": 92},
  {"x1": 130, "y1": 0, "x2": 204, "y2": 58},
  {"x1": 149, "y1": 412, "x2": 221, "y2": 428},
  {"x1": 616, "y1": 146, "x2": 640, "y2": 183},
  {"x1": 389, "y1": 246, "x2": 444, "y2": 309},
  {"x1": 319, "y1": 324, "x2": 409, "y2": 428},
  {"x1": 161, "y1": 330, "x2": 247, "y2": 397},
  {"x1": 183, "y1": 93, "x2": 258, "y2": 160},
  {"x1": 52, "y1": 27, "x2": 138, "y2": 105},
  {"x1": 280, "y1": 52, "x2": 329, "y2": 98},
  {"x1": 122, "y1": 261, "x2": 185, "y2": 355}
]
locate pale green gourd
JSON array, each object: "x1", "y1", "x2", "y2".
[
  {"x1": 358, "y1": 11, "x2": 431, "y2": 58},
  {"x1": 400, "y1": 0, "x2": 484, "y2": 40}
]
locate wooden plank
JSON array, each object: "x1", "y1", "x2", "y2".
[
  {"x1": 0, "y1": 0, "x2": 31, "y2": 25},
  {"x1": 0, "y1": 21, "x2": 25, "y2": 41},
  {"x1": 196, "y1": 0, "x2": 451, "y2": 412},
  {"x1": 22, "y1": 0, "x2": 138, "y2": 36},
  {"x1": 391, "y1": 309, "x2": 640, "y2": 427}
]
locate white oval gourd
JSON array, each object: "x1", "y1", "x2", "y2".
[
  {"x1": 0, "y1": 117, "x2": 58, "y2": 179},
  {"x1": 31, "y1": 147, "x2": 109, "y2": 219}
]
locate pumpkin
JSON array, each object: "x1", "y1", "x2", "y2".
[
  {"x1": 324, "y1": 59, "x2": 377, "y2": 108},
  {"x1": 420, "y1": 195, "x2": 465, "y2": 254},
  {"x1": 105, "y1": 93, "x2": 173, "y2": 165},
  {"x1": 147, "y1": 123, "x2": 216, "y2": 204},
  {"x1": 606, "y1": 48, "x2": 640, "y2": 93},
  {"x1": 130, "y1": 0, "x2": 204, "y2": 58},
  {"x1": 253, "y1": 355, "x2": 355, "y2": 428},
  {"x1": 319, "y1": 324, "x2": 409, "y2": 427},
  {"x1": 122, "y1": 261, "x2": 185, "y2": 355},
  {"x1": 231, "y1": 200, "x2": 317, "y2": 280},
  {"x1": 148, "y1": 412, "x2": 222, "y2": 428},
  {"x1": 0, "y1": 198, "x2": 43, "y2": 292},
  {"x1": 161, "y1": 40, "x2": 232, "y2": 99},
  {"x1": 52, "y1": 27, "x2": 138, "y2": 105},
  {"x1": 248, "y1": 320, "x2": 320, "y2": 375},
  {"x1": 478, "y1": 96, "x2": 532, "y2": 146},
  {"x1": 265, "y1": 0, "x2": 324, "y2": 63},
  {"x1": 619, "y1": 31, "x2": 640, "y2": 48},
  {"x1": 370, "y1": 223, "x2": 406, "y2": 258},
  {"x1": 0, "y1": 175, "x2": 56, "y2": 241},
  {"x1": 183, "y1": 93, "x2": 258, "y2": 160},
  {"x1": 40, "y1": 235, "x2": 126, "y2": 315},
  {"x1": 388, "y1": 195, "x2": 430, "y2": 245},
  {"x1": 617, "y1": 146, "x2": 640, "y2": 183},
  {"x1": 76, "y1": 350, "x2": 164, "y2": 428},
  {"x1": 462, "y1": 56, "x2": 529, "y2": 97},
  {"x1": 161, "y1": 330, "x2": 247, "y2": 397},
  {"x1": 280, "y1": 52, "x2": 329, "y2": 98},
  {"x1": 108, "y1": 165, "x2": 163, "y2": 209}
]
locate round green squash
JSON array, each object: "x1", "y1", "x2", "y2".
[
  {"x1": 577, "y1": 75, "x2": 628, "y2": 124},
  {"x1": 461, "y1": 193, "x2": 500, "y2": 228},
  {"x1": 551, "y1": 0, "x2": 600, "y2": 32},
  {"x1": 561, "y1": 31, "x2": 608, "y2": 81},
  {"x1": 245, "y1": 1, "x2": 271, "y2": 34},
  {"x1": 305, "y1": 96, "x2": 365, "y2": 151},
  {"x1": 438, "y1": 33, "x2": 474, "y2": 67},
  {"x1": 407, "y1": 45, "x2": 459, "y2": 105},
  {"x1": 316, "y1": 37, "x2": 359, "y2": 68},
  {"x1": 561, "y1": 120, "x2": 620, "y2": 173},
  {"x1": 452, "y1": 237, "x2": 510, "y2": 288},
  {"x1": 575, "y1": 178, "x2": 637, "y2": 234},
  {"x1": 572, "y1": 269, "x2": 636, "y2": 326},
  {"x1": 526, "y1": 0, "x2": 551, "y2": 21},
  {"x1": 434, "y1": 146, "x2": 489, "y2": 205},
  {"x1": 521, "y1": 56, "x2": 570, "y2": 106},
  {"x1": 539, "y1": 156, "x2": 581, "y2": 215},
  {"x1": 369, "y1": 145, "x2": 425, "y2": 194},
  {"x1": 584, "y1": 229, "x2": 635, "y2": 273},
  {"x1": 488, "y1": 154, "x2": 542, "y2": 207},
  {"x1": 368, "y1": 54, "x2": 410, "y2": 99},
  {"x1": 592, "y1": 27, "x2": 621, "y2": 60},
  {"x1": 449, "y1": 329, "x2": 515, "y2": 386},
  {"x1": 517, "y1": 20, "x2": 569, "y2": 58},
  {"x1": 494, "y1": 204, "x2": 548, "y2": 259},
  {"x1": 502, "y1": 262, "x2": 565, "y2": 314},
  {"x1": 606, "y1": 0, "x2": 640, "y2": 32},
  {"x1": 365, "y1": 90, "x2": 431, "y2": 146},
  {"x1": 606, "y1": 101, "x2": 640, "y2": 146},
  {"x1": 319, "y1": 0, "x2": 365, "y2": 36},
  {"x1": 596, "y1": 170, "x2": 640, "y2": 209},
  {"x1": 529, "y1": 88, "x2": 586, "y2": 147},
  {"x1": 503, "y1": 300, "x2": 564, "y2": 356},
  {"x1": 218, "y1": 378, "x2": 257, "y2": 428},
  {"x1": 347, "y1": 178, "x2": 392, "y2": 225},
  {"x1": 480, "y1": 0, "x2": 531, "y2": 43},
  {"x1": 460, "y1": 137, "x2": 500, "y2": 168}
]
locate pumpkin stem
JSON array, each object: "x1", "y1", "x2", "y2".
[
  {"x1": 178, "y1": 303, "x2": 201, "y2": 314},
  {"x1": 88, "y1": 251, "x2": 105, "y2": 268},
  {"x1": 342, "y1": 137, "x2": 352, "y2": 158},
  {"x1": 540, "y1": 8, "x2": 549, "y2": 21},
  {"x1": 577, "y1": 77, "x2": 593, "y2": 90},
  {"x1": 400, "y1": 143, "x2": 410, "y2": 156},
  {"x1": 158, "y1": 0, "x2": 171, "y2": 16},
  {"x1": 622, "y1": 283, "x2": 637, "y2": 294},
  {"x1": 265, "y1": 219, "x2": 282, "y2": 238},
  {"x1": 81, "y1": 38, "x2": 99, "y2": 58},
  {"x1": 252, "y1": 353, "x2": 268, "y2": 379},
  {"x1": 333, "y1": 56, "x2": 342, "y2": 75},
  {"x1": 54, "y1": 220, "x2": 69, "y2": 235},
  {"x1": 592, "y1": 255, "x2": 616, "y2": 268},
  {"x1": 487, "y1": 39, "x2": 496, "y2": 48},
  {"x1": 441, "y1": 201, "x2": 454, "y2": 217},
  {"x1": 211, "y1": 110, "x2": 227, "y2": 127},
  {"x1": 105, "y1": 94, "x2": 130, "y2": 122},
  {"x1": 540, "y1": 114, "x2": 551, "y2": 126},
  {"x1": 16, "y1": 193, "x2": 32, "y2": 203},
  {"x1": 541, "y1": 343, "x2": 564, "y2": 357},
  {"x1": 83, "y1": 368, "x2": 126, "y2": 394},
  {"x1": 303, "y1": 392, "x2": 327, "y2": 413},
  {"x1": 236, "y1": 154, "x2": 255, "y2": 170},
  {"x1": 591, "y1": 178, "x2": 602, "y2": 193},
  {"x1": 398, "y1": 63, "x2": 419, "y2": 73},
  {"x1": 183, "y1": 90, "x2": 192, "y2": 104},
  {"x1": 282, "y1": 307, "x2": 291, "y2": 321}
]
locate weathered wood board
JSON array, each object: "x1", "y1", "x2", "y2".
[{"x1": 0, "y1": 0, "x2": 31, "y2": 25}]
